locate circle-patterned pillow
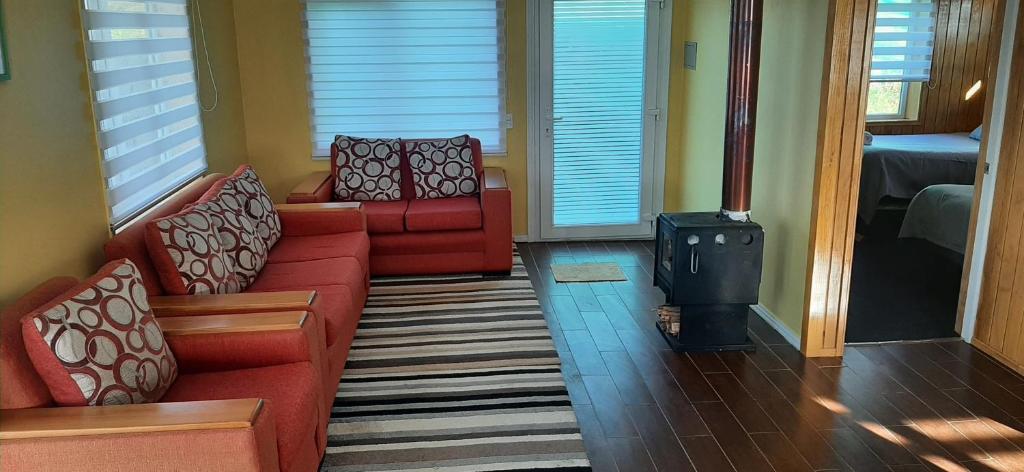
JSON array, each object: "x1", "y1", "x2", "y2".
[
  {"x1": 332, "y1": 135, "x2": 403, "y2": 201},
  {"x1": 230, "y1": 166, "x2": 282, "y2": 249},
  {"x1": 405, "y1": 135, "x2": 480, "y2": 199},
  {"x1": 22, "y1": 259, "x2": 178, "y2": 406},
  {"x1": 190, "y1": 178, "x2": 268, "y2": 291},
  {"x1": 146, "y1": 208, "x2": 242, "y2": 296}
]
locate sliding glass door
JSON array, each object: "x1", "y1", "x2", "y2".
[{"x1": 538, "y1": 0, "x2": 668, "y2": 240}]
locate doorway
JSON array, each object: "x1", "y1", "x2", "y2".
[{"x1": 530, "y1": 0, "x2": 671, "y2": 241}]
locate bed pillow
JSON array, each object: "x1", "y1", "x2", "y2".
[
  {"x1": 969, "y1": 125, "x2": 983, "y2": 141},
  {"x1": 145, "y1": 207, "x2": 242, "y2": 296},
  {"x1": 864, "y1": 131, "x2": 874, "y2": 146},
  {"x1": 192, "y1": 177, "x2": 269, "y2": 291},
  {"x1": 405, "y1": 135, "x2": 480, "y2": 199},
  {"x1": 21, "y1": 259, "x2": 178, "y2": 406},
  {"x1": 332, "y1": 135, "x2": 403, "y2": 201},
  {"x1": 229, "y1": 165, "x2": 282, "y2": 249}
]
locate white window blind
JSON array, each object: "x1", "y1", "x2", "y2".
[
  {"x1": 552, "y1": 0, "x2": 647, "y2": 227},
  {"x1": 81, "y1": 0, "x2": 208, "y2": 229},
  {"x1": 303, "y1": 0, "x2": 507, "y2": 156},
  {"x1": 871, "y1": 0, "x2": 937, "y2": 82}
]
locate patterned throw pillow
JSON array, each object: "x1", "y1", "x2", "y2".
[
  {"x1": 230, "y1": 166, "x2": 282, "y2": 248},
  {"x1": 405, "y1": 135, "x2": 480, "y2": 199},
  {"x1": 21, "y1": 259, "x2": 178, "y2": 406},
  {"x1": 332, "y1": 135, "x2": 403, "y2": 201},
  {"x1": 192, "y1": 178, "x2": 269, "y2": 291},
  {"x1": 145, "y1": 207, "x2": 242, "y2": 296}
]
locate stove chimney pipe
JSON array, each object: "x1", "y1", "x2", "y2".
[{"x1": 720, "y1": 0, "x2": 764, "y2": 222}]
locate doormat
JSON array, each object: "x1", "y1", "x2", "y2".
[{"x1": 550, "y1": 263, "x2": 627, "y2": 283}]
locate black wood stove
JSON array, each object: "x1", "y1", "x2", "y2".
[{"x1": 653, "y1": 0, "x2": 765, "y2": 352}]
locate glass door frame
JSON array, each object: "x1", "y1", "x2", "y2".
[{"x1": 527, "y1": 0, "x2": 672, "y2": 241}]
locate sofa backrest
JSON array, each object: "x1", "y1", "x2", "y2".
[
  {"x1": 1, "y1": 277, "x2": 80, "y2": 410},
  {"x1": 104, "y1": 174, "x2": 225, "y2": 296},
  {"x1": 330, "y1": 137, "x2": 485, "y2": 201}
]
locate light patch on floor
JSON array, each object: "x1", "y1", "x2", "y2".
[{"x1": 550, "y1": 263, "x2": 627, "y2": 283}]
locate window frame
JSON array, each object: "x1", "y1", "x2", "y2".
[
  {"x1": 301, "y1": 0, "x2": 509, "y2": 160},
  {"x1": 79, "y1": 0, "x2": 210, "y2": 231},
  {"x1": 866, "y1": 81, "x2": 912, "y2": 122}
]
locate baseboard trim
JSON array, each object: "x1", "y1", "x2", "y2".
[
  {"x1": 513, "y1": 235, "x2": 530, "y2": 243},
  {"x1": 751, "y1": 304, "x2": 801, "y2": 350}
]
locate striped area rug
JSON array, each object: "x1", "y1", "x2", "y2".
[{"x1": 321, "y1": 253, "x2": 592, "y2": 471}]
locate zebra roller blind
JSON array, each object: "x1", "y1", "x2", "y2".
[
  {"x1": 871, "y1": 0, "x2": 938, "y2": 82},
  {"x1": 304, "y1": 0, "x2": 507, "y2": 156},
  {"x1": 552, "y1": 0, "x2": 647, "y2": 227},
  {"x1": 81, "y1": 0, "x2": 209, "y2": 229}
]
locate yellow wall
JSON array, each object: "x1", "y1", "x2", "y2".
[
  {"x1": 667, "y1": 0, "x2": 828, "y2": 335},
  {"x1": 0, "y1": 1, "x2": 110, "y2": 306},
  {"x1": 0, "y1": 0, "x2": 248, "y2": 305}
]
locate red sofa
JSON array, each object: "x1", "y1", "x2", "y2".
[
  {"x1": 1, "y1": 276, "x2": 324, "y2": 471},
  {"x1": 287, "y1": 137, "x2": 513, "y2": 276},
  {"x1": 104, "y1": 167, "x2": 370, "y2": 422}
]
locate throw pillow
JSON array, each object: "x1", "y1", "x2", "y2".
[
  {"x1": 332, "y1": 135, "x2": 403, "y2": 201},
  {"x1": 21, "y1": 259, "x2": 178, "y2": 406},
  {"x1": 230, "y1": 165, "x2": 283, "y2": 248},
  {"x1": 969, "y1": 125, "x2": 983, "y2": 141},
  {"x1": 145, "y1": 207, "x2": 242, "y2": 296},
  {"x1": 405, "y1": 135, "x2": 480, "y2": 199},
  {"x1": 192, "y1": 178, "x2": 269, "y2": 291}
]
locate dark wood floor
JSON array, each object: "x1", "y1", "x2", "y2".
[{"x1": 519, "y1": 241, "x2": 1024, "y2": 472}]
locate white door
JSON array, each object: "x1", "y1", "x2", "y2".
[{"x1": 537, "y1": 0, "x2": 670, "y2": 240}]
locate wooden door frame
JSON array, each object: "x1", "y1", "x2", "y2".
[{"x1": 801, "y1": 0, "x2": 1007, "y2": 357}]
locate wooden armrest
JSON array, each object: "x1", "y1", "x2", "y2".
[
  {"x1": 0, "y1": 399, "x2": 263, "y2": 440},
  {"x1": 149, "y1": 291, "x2": 317, "y2": 316},
  {"x1": 158, "y1": 311, "x2": 309, "y2": 336},
  {"x1": 289, "y1": 171, "x2": 332, "y2": 199},
  {"x1": 483, "y1": 167, "x2": 508, "y2": 190},
  {"x1": 275, "y1": 202, "x2": 362, "y2": 213}
]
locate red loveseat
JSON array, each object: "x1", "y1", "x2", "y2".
[
  {"x1": 1, "y1": 276, "x2": 325, "y2": 471},
  {"x1": 104, "y1": 167, "x2": 369, "y2": 420},
  {"x1": 287, "y1": 137, "x2": 513, "y2": 276}
]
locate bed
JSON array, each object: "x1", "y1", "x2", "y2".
[
  {"x1": 859, "y1": 133, "x2": 980, "y2": 224},
  {"x1": 899, "y1": 184, "x2": 974, "y2": 256}
]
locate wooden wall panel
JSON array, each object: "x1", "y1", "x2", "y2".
[
  {"x1": 802, "y1": 0, "x2": 876, "y2": 357},
  {"x1": 867, "y1": 0, "x2": 1001, "y2": 135},
  {"x1": 972, "y1": 10, "x2": 1024, "y2": 374}
]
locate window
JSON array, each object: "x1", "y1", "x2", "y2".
[
  {"x1": 81, "y1": 0, "x2": 208, "y2": 229},
  {"x1": 867, "y1": 0, "x2": 936, "y2": 120},
  {"x1": 303, "y1": 0, "x2": 507, "y2": 157}
]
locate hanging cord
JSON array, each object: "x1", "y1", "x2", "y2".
[{"x1": 191, "y1": 0, "x2": 219, "y2": 112}]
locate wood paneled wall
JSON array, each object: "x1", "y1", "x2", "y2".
[
  {"x1": 867, "y1": 0, "x2": 1001, "y2": 135},
  {"x1": 802, "y1": 0, "x2": 876, "y2": 357},
  {"x1": 971, "y1": 10, "x2": 1024, "y2": 375}
]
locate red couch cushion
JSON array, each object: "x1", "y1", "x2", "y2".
[
  {"x1": 162, "y1": 362, "x2": 321, "y2": 472},
  {"x1": 371, "y1": 230, "x2": 486, "y2": 255},
  {"x1": 21, "y1": 260, "x2": 178, "y2": 406},
  {"x1": 405, "y1": 196, "x2": 482, "y2": 232},
  {"x1": 361, "y1": 200, "x2": 408, "y2": 234},
  {"x1": 247, "y1": 258, "x2": 364, "y2": 294},
  {"x1": 268, "y1": 232, "x2": 371, "y2": 274}
]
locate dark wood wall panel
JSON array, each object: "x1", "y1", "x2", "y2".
[{"x1": 867, "y1": 0, "x2": 1001, "y2": 135}]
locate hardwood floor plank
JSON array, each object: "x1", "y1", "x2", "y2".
[
  {"x1": 606, "y1": 437, "x2": 657, "y2": 472},
  {"x1": 693, "y1": 401, "x2": 775, "y2": 472},
  {"x1": 659, "y1": 350, "x2": 720, "y2": 403},
  {"x1": 749, "y1": 432, "x2": 815, "y2": 472},
  {"x1": 550, "y1": 294, "x2": 587, "y2": 330},
  {"x1": 581, "y1": 311, "x2": 626, "y2": 352},
  {"x1": 704, "y1": 373, "x2": 779, "y2": 433},
  {"x1": 595, "y1": 294, "x2": 643, "y2": 331},
  {"x1": 564, "y1": 329, "x2": 611, "y2": 376},
  {"x1": 627, "y1": 404, "x2": 697, "y2": 472},
  {"x1": 567, "y1": 283, "x2": 603, "y2": 312},
  {"x1": 559, "y1": 354, "x2": 592, "y2": 406},
  {"x1": 601, "y1": 351, "x2": 657, "y2": 406},
  {"x1": 758, "y1": 397, "x2": 852, "y2": 471},
  {"x1": 582, "y1": 375, "x2": 640, "y2": 438},
  {"x1": 681, "y1": 435, "x2": 736, "y2": 472},
  {"x1": 717, "y1": 352, "x2": 787, "y2": 400},
  {"x1": 689, "y1": 352, "x2": 731, "y2": 374},
  {"x1": 574, "y1": 404, "x2": 621, "y2": 472}
]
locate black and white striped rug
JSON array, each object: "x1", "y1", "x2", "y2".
[{"x1": 321, "y1": 254, "x2": 592, "y2": 471}]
